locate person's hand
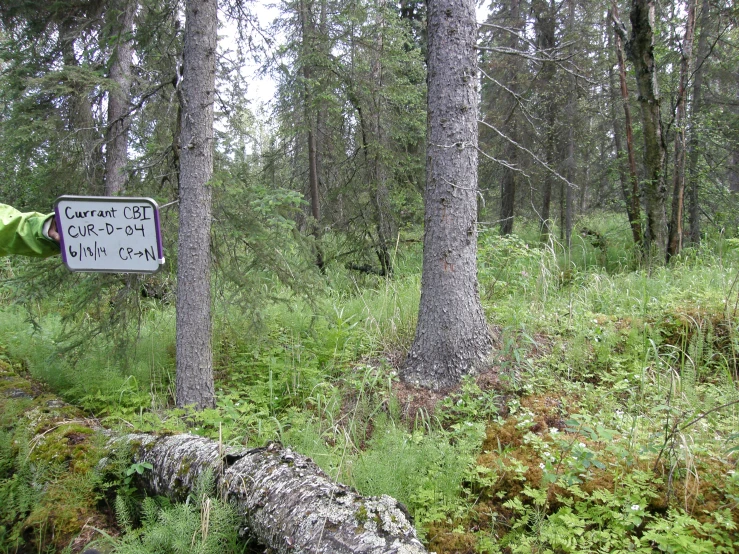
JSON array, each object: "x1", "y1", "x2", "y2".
[{"x1": 48, "y1": 216, "x2": 60, "y2": 243}]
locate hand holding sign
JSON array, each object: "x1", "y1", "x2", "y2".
[{"x1": 55, "y1": 196, "x2": 164, "y2": 273}]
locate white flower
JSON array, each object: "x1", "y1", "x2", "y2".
[
  {"x1": 539, "y1": 463, "x2": 545, "y2": 469},
  {"x1": 550, "y1": 428, "x2": 559, "y2": 434},
  {"x1": 579, "y1": 442, "x2": 586, "y2": 448},
  {"x1": 631, "y1": 505, "x2": 640, "y2": 511}
]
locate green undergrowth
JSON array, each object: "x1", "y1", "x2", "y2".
[
  {"x1": 0, "y1": 345, "x2": 112, "y2": 553},
  {"x1": 1, "y1": 214, "x2": 738, "y2": 552},
  {"x1": 98, "y1": 472, "x2": 248, "y2": 554}
]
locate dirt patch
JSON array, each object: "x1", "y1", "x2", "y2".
[{"x1": 392, "y1": 380, "x2": 448, "y2": 422}]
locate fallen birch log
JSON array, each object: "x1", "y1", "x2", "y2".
[{"x1": 119, "y1": 433, "x2": 429, "y2": 554}]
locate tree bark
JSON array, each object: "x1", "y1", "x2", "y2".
[
  {"x1": 104, "y1": 0, "x2": 136, "y2": 196},
  {"x1": 667, "y1": 0, "x2": 697, "y2": 262},
  {"x1": 533, "y1": 0, "x2": 557, "y2": 240},
  {"x1": 299, "y1": 0, "x2": 324, "y2": 270},
  {"x1": 628, "y1": 0, "x2": 667, "y2": 259},
  {"x1": 176, "y1": 0, "x2": 217, "y2": 409},
  {"x1": 563, "y1": 0, "x2": 576, "y2": 250},
  {"x1": 59, "y1": 20, "x2": 104, "y2": 192},
  {"x1": 611, "y1": 4, "x2": 642, "y2": 249},
  {"x1": 117, "y1": 433, "x2": 428, "y2": 554},
  {"x1": 497, "y1": 0, "x2": 522, "y2": 237},
  {"x1": 687, "y1": 0, "x2": 710, "y2": 242},
  {"x1": 402, "y1": 0, "x2": 492, "y2": 390},
  {"x1": 499, "y1": 137, "x2": 517, "y2": 236}
]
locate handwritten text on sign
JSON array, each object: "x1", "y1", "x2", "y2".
[{"x1": 55, "y1": 196, "x2": 164, "y2": 273}]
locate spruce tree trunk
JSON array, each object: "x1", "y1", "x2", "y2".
[
  {"x1": 176, "y1": 0, "x2": 217, "y2": 409},
  {"x1": 402, "y1": 0, "x2": 492, "y2": 390},
  {"x1": 118, "y1": 433, "x2": 428, "y2": 554},
  {"x1": 499, "y1": 137, "x2": 517, "y2": 236},
  {"x1": 498, "y1": 0, "x2": 522, "y2": 237},
  {"x1": 628, "y1": 0, "x2": 667, "y2": 258},
  {"x1": 104, "y1": 0, "x2": 136, "y2": 196},
  {"x1": 534, "y1": 0, "x2": 557, "y2": 240}
]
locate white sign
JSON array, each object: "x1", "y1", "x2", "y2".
[{"x1": 55, "y1": 196, "x2": 164, "y2": 273}]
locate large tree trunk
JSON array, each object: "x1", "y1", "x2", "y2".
[
  {"x1": 666, "y1": 0, "x2": 697, "y2": 262},
  {"x1": 402, "y1": 0, "x2": 492, "y2": 390},
  {"x1": 119, "y1": 433, "x2": 428, "y2": 554},
  {"x1": 104, "y1": 0, "x2": 136, "y2": 196},
  {"x1": 176, "y1": 0, "x2": 217, "y2": 409},
  {"x1": 628, "y1": 0, "x2": 668, "y2": 259}
]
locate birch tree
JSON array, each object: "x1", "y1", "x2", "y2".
[{"x1": 625, "y1": 0, "x2": 668, "y2": 258}]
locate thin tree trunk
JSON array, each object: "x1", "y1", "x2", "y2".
[
  {"x1": 300, "y1": 0, "x2": 324, "y2": 270},
  {"x1": 119, "y1": 433, "x2": 428, "y2": 554},
  {"x1": 104, "y1": 0, "x2": 136, "y2": 196},
  {"x1": 563, "y1": 0, "x2": 576, "y2": 250},
  {"x1": 730, "y1": 80, "x2": 739, "y2": 194},
  {"x1": 611, "y1": 5, "x2": 642, "y2": 248},
  {"x1": 667, "y1": 0, "x2": 697, "y2": 262},
  {"x1": 687, "y1": 0, "x2": 710, "y2": 243},
  {"x1": 499, "y1": 137, "x2": 517, "y2": 235},
  {"x1": 564, "y1": 125, "x2": 574, "y2": 250},
  {"x1": 370, "y1": 0, "x2": 394, "y2": 276},
  {"x1": 628, "y1": 0, "x2": 668, "y2": 259},
  {"x1": 402, "y1": 0, "x2": 492, "y2": 390},
  {"x1": 498, "y1": 0, "x2": 522, "y2": 236},
  {"x1": 534, "y1": 0, "x2": 557, "y2": 240},
  {"x1": 176, "y1": 0, "x2": 217, "y2": 409}
]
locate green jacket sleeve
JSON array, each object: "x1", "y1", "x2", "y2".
[{"x1": 0, "y1": 203, "x2": 61, "y2": 258}]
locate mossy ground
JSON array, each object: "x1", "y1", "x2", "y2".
[{"x1": 0, "y1": 345, "x2": 115, "y2": 553}]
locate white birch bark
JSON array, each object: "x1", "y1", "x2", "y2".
[{"x1": 115, "y1": 434, "x2": 428, "y2": 554}]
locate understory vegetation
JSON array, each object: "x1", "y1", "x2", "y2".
[{"x1": 1, "y1": 214, "x2": 738, "y2": 553}]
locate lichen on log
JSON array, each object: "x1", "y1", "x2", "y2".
[{"x1": 119, "y1": 433, "x2": 430, "y2": 554}]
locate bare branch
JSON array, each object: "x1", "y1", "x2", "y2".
[
  {"x1": 479, "y1": 67, "x2": 541, "y2": 129},
  {"x1": 476, "y1": 44, "x2": 576, "y2": 63},
  {"x1": 478, "y1": 119, "x2": 580, "y2": 190}
]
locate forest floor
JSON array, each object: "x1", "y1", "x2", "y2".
[{"x1": 2, "y1": 222, "x2": 739, "y2": 553}]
